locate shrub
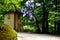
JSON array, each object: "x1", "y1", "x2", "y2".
[{"x1": 0, "y1": 23, "x2": 17, "y2": 40}]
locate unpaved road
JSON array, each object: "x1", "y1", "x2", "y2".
[{"x1": 17, "y1": 32, "x2": 60, "y2": 40}]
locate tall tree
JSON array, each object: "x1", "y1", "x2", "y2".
[{"x1": 42, "y1": 0, "x2": 49, "y2": 33}]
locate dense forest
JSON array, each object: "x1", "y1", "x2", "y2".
[{"x1": 0, "y1": 0, "x2": 60, "y2": 35}]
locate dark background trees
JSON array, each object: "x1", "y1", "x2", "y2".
[{"x1": 0, "y1": 0, "x2": 60, "y2": 35}]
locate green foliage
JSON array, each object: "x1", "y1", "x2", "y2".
[
  {"x1": 23, "y1": 0, "x2": 60, "y2": 33},
  {"x1": 0, "y1": 23, "x2": 17, "y2": 40},
  {"x1": 48, "y1": 11, "x2": 57, "y2": 26},
  {"x1": 23, "y1": 25, "x2": 37, "y2": 32},
  {"x1": 0, "y1": 0, "x2": 60, "y2": 34},
  {"x1": 0, "y1": 14, "x2": 4, "y2": 23},
  {"x1": 0, "y1": 0, "x2": 23, "y2": 12},
  {"x1": 0, "y1": 0, "x2": 23, "y2": 23}
]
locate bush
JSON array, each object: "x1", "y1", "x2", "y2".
[
  {"x1": 0, "y1": 23, "x2": 17, "y2": 40},
  {"x1": 23, "y1": 25, "x2": 37, "y2": 32}
]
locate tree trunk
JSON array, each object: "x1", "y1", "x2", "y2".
[
  {"x1": 42, "y1": 3, "x2": 49, "y2": 33},
  {"x1": 35, "y1": 18, "x2": 41, "y2": 33},
  {"x1": 54, "y1": 22, "x2": 57, "y2": 34},
  {"x1": 54, "y1": 14, "x2": 57, "y2": 34},
  {"x1": 33, "y1": 14, "x2": 41, "y2": 33},
  {"x1": 57, "y1": 23, "x2": 60, "y2": 34}
]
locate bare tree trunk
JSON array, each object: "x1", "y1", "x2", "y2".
[{"x1": 42, "y1": 1, "x2": 49, "y2": 33}]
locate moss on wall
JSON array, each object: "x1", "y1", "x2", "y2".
[{"x1": 0, "y1": 23, "x2": 17, "y2": 40}]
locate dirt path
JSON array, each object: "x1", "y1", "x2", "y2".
[{"x1": 17, "y1": 32, "x2": 60, "y2": 40}]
